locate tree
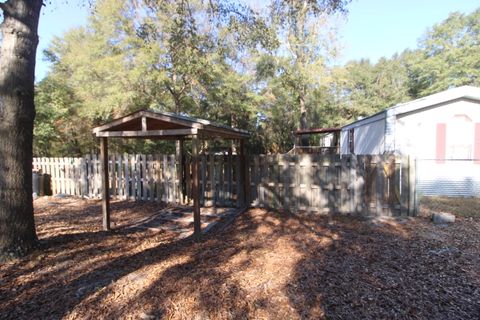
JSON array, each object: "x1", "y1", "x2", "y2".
[
  {"x1": 271, "y1": 0, "x2": 349, "y2": 135},
  {"x1": 34, "y1": 77, "x2": 92, "y2": 157},
  {"x1": 332, "y1": 55, "x2": 411, "y2": 122},
  {"x1": 252, "y1": 0, "x2": 348, "y2": 152},
  {"x1": 0, "y1": 0, "x2": 43, "y2": 257},
  {"x1": 407, "y1": 9, "x2": 480, "y2": 97},
  {"x1": 40, "y1": 0, "x2": 271, "y2": 153}
]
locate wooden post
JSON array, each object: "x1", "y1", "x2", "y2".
[
  {"x1": 176, "y1": 140, "x2": 184, "y2": 204},
  {"x1": 100, "y1": 137, "x2": 110, "y2": 231},
  {"x1": 192, "y1": 135, "x2": 201, "y2": 235}
]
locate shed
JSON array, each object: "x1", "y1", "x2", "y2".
[
  {"x1": 93, "y1": 109, "x2": 250, "y2": 235},
  {"x1": 340, "y1": 85, "x2": 480, "y2": 197}
]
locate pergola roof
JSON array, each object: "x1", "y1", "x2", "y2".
[{"x1": 93, "y1": 109, "x2": 250, "y2": 140}]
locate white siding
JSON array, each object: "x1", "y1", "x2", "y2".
[
  {"x1": 395, "y1": 99, "x2": 480, "y2": 197},
  {"x1": 340, "y1": 130, "x2": 349, "y2": 154},
  {"x1": 395, "y1": 99, "x2": 480, "y2": 158},
  {"x1": 416, "y1": 159, "x2": 480, "y2": 197},
  {"x1": 341, "y1": 113, "x2": 385, "y2": 155},
  {"x1": 340, "y1": 88, "x2": 480, "y2": 197}
]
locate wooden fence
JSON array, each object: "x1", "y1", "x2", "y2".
[
  {"x1": 248, "y1": 154, "x2": 416, "y2": 216},
  {"x1": 33, "y1": 154, "x2": 416, "y2": 216},
  {"x1": 33, "y1": 154, "x2": 244, "y2": 208}
]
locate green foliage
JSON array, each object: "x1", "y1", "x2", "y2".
[
  {"x1": 33, "y1": 2, "x2": 480, "y2": 155},
  {"x1": 407, "y1": 9, "x2": 480, "y2": 97},
  {"x1": 332, "y1": 55, "x2": 411, "y2": 122},
  {"x1": 34, "y1": 77, "x2": 95, "y2": 156}
]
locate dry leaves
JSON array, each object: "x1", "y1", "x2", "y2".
[{"x1": 0, "y1": 197, "x2": 479, "y2": 319}]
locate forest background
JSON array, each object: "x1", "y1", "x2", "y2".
[{"x1": 33, "y1": 0, "x2": 480, "y2": 156}]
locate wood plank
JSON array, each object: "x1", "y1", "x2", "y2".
[
  {"x1": 281, "y1": 154, "x2": 289, "y2": 211},
  {"x1": 252, "y1": 155, "x2": 259, "y2": 206},
  {"x1": 340, "y1": 156, "x2": 349, "y2": 214},
  {"x1": 65, "y1": 158, "x2": 70, "y2": 195},
  {"x1": 258, "y1": 155, "x2": 266, "y2": 208},
  {"x1": 375, "y1": 155, "x2": 385, "y2": 216},
  {"x1": 273, "y1": 154, "x2": 280, "y2": 209},
  {"x1": 349, "y1": 155, "x2": 358, "y2": 214},
  {"x1": 236, "y1": 153, "x2": 242, "y2": 208},
  {"x1": 408, "y1": 156, "x2": 417, "y2": 216},
  {"x1": 94, "y1": 154, "x2": 100, "y2": 198},
  {"x1": 154, "y1": 154, "x2": 160, "y2": 202},
  {"x1": 81, "y1": 157, "x2": 87, "y2": 197},
  {"x1": 200, "y1": 154, "x2": 206, "y2": 206},
  {"x1": 227, "y1": 148, "x2": 233, "y2": 206},
  {"x1": 86, "y1": 155, "x2": 92, "y2": 197},
  {"x1": 169, "y1": 155, "x2": 176, "y2": 203},
  {"x1": 110, "y1": 154, "x2": 116, "y2": 198},
  {"x1": 58, "y1": 157, "x2": 63, "y2": 194},
  {"x1": 176, "y1": 140, "x2": 184, "y2": 204},
  {"x1": 146, "y1": 154, "x2": 153, "y2": 201},
  {"x1": 118, "y1": 154, "x2": 124, "y2": 199},
  {"x1": 162, "y1": 155, "x2": 168, "y2": 203},
  {"x1": 218, "y1": 154, "x2": 225, "y2": 207},
  {"x1": 400, "y1": 156, "x2": 409, "y2": 216},
  {"x1": 364, "y1": 155, "x2": 374, "y2": 215},
  {"x1": 209, "y1": 154, "x2": 215, "y2": 206},
  {"x1": 125, "y1": 154, "x2": 132, "y2": 200},
  {"x1": 387, "y1": 155, "x2": 396, "y2": 215},
  {"x1": 186, "y1": 155, "x2": 191, "y2": 204},
  {"x1": 134, "y1": 154, "x2": 140, "y2": 200},
  {"x1": 141, "y1": 154, "x2": 147, "y2": 201}
]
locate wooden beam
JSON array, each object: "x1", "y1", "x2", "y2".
[
  {"x1": 95, "y1": 128, "x2": 198, "y2": 138},
  {"x1": 202, "y1": 128, "x2": 250, "y2": 140},
  {"x1": 192, "y1": 135, "x2": 201, "y2": 236},
  {"x1": 92, "y1": 111, "x2": 144, "y2": 134},
  {"x1": 100, "y1": 137, "x2": 110, "y2": 231}
]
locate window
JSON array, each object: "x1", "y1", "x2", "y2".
[{"x1": 447, "y1": 115, "x2": 473, "y2": 160}]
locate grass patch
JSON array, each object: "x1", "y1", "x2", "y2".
[{"x1": 420, "y1": 196, "x2": 480, "y2": 219}]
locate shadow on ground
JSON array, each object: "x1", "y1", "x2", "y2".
[{"x1": 0, "y1": 198, "x2": 479, "y2": 319}]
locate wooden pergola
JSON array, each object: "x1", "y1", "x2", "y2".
[{"x1": 93, "y1": 109, "x2": 250, "y2": 236}]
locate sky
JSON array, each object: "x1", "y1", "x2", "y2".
[{"x1": 34, "y1": 0, "x2": 480, "y2": 81}]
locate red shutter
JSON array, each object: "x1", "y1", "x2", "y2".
[
  {"x1": 436, "y1": 123, "x2": 446, "y2": 164},
  {"x1": 475, "y1": 123, "x2": 480, "y2": 164}
]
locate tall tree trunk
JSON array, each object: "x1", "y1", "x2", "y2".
[
  {"x1": 0, "y1": 0, "x2": 43, "y2": 257},
  {"x1": 299, "y1": 87, "x2": 309, "y2": 146}
]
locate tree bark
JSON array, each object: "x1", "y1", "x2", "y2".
[
  {"x1": 0, "y1": 0, "x2": 43, "y2": 257},
  {"x1": 299, "y1": 88, "x2": 309, "y2": 147}
]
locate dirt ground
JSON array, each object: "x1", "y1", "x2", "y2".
[{"x1": 1, "y1": 196, "x2": 479, "y2": 319}]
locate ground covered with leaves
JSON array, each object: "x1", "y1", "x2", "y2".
[{"x1": 1, "y1": 197, "x2": 479, "y2": 319}]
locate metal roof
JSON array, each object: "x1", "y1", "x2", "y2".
[{"x1": 342, "y1": 85, "x2": 480, "y2": 130}]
